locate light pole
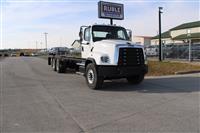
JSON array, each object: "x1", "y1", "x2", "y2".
[
  {"x1": 187, "y1": 29, "x2": 191, "y2": 62},
  {"x1": 44, "y1": 32, "x2": 48, "y2": 52},
  {"x1": 158, "y1": 7, "x2": 163, "y2": 61}
]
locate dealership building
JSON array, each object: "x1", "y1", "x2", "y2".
[
  {"x1": 151, "y1": 21, "x2": 200, "y2": 45},
  {"x1": 133, "y1": 36, "x2": 152, "y2": 46}
]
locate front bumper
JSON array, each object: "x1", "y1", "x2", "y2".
[{"x1": 97, "y1": 65, "x2": 148, "y2": 78}]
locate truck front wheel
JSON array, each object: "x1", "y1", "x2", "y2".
[
  {"x1": 127, "y1": 74, "x2": 144, "y2": 84},
  {"x1": 86, "y1": 64, "x2": 103, "y2": 89}
]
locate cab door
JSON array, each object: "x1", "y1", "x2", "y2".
[{"x1": 80, "y1": 26, "x2": 92, "y2": 59}]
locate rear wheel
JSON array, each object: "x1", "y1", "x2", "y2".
[
  {"x1": 127, "y1": 74, "x2": 144, "y2": 84},
  {"x1": 86, "y1": 63, "x2": 103, "y2": 89},
  {"x1": 56, "y1": 59, "x2": 65, "y2": 73},
  {"x1": 51, "y1": 58, "x2": 54, "y2": 67},
  {"x1": 52, "y1": 58, "x2": 57, "y2": 71}
]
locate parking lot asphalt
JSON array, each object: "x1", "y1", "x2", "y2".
[{"x1": 0, "y1": 57, "x2": 199, "y2": 133}]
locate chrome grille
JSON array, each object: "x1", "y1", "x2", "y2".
[{"x1": 118, "y1": 48, "x2": 144, "y2": 66}]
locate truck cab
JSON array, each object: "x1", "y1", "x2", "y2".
[{"x1": 79, "y1": 24, "x2": 148, "y2": 89}]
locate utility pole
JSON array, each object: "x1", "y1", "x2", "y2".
[
  {"x1": 44, "y1": 32, "x2": 48, "y2": 52},
  {"x1": 158, "y1": 7, "x2": 163, "y2": 61},
  {"x1": 35, "y1": 41, "x2": 38, "y2": 52}
]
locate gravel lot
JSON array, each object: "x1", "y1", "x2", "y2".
[{"x1": 0, "y1": 57, "x2": 199, "y2": 133}]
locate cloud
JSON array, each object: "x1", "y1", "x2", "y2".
[{"x1": 1, "y1": 0, "x2": 199, "y2": 49}]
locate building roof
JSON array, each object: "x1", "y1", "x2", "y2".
[
  {"x1": 170, "y1": 21, "x2": 200, "y2": 31},
  {"x1": 134, "y1": 36, "x2": 152, "y2": 38},
  {"x1": 151, "y1": 31, "x2": 171, "y2": 39},
  {"x1": 152, "y1": 21, "x2": 200, "y2": 40},
  {"x1": 173, "y1": 32, "x2": 200, "y2": 40}
]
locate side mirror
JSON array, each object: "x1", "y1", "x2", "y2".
[
  {"x1": 79, "y1": 31, "x2": 83, "y2": 43},
  {"x1": 79, "y1": 26, "x2": 90, "y2": 44},
  {"x1": 126, "y1": 29, "x2": 132, "y2": 41}
]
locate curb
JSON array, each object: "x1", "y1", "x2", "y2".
[{"x1": 175, "y1": 70, "x2": 200, "y2": 75}]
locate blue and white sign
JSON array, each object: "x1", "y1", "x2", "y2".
[{"x1": 98, "y1": 1, "x2": 124, "y2": 20}]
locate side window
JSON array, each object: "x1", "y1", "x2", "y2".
[
  {"x1": 117, "y1": 30, "x2": 125, "y2": 39},
  {"x1": 84, "y1": 28, "x2": 90, "y2": 42}
]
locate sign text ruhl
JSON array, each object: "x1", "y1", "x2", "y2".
[{"x1": 98, "y1": 1, "x2": 124, "y2": 20}]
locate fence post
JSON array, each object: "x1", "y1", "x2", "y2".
[{"x1": 189, "y1": 39, "x2": 192, "y2": 62}]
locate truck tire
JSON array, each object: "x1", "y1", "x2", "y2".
[
  {"x1": 52, "y1": 58, "x2": 57, "y2": 71},
  {"x1": 56, "y1": 59, "x2": 65, "y2": 73},
  {"x1": 51, "y1": 58, "x2": 54, "y2": 67},
  {"x1": 127, "y1": 74, "x2": 144, "y2": 84},
  {"x1": 86, "y1": 63, "x2": 103, "y2": 89},
  {"x1": 48, "y1": 57, "x2": 51, "y2": 65}
]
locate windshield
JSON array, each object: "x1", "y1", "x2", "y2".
[{"x1": 92, "y1": 25, "x2": 129, "y2": 42}]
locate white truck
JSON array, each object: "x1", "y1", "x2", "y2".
[{"x1": 48, "y1": 24, "x2": 148, "y2": 89}]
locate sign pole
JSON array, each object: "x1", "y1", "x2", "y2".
[{"x1": 110, "y1": 19, "x2": 113, "y2": 25}]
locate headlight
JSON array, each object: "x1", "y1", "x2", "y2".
[{"x1": 100, "y1": 56, "x2": 109, "y2": 63}]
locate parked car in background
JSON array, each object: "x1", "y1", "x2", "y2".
[
  {"x1": 31, "y1": 53, "x2": 38, "y2": 56},
  {"x1": 48, "y1": 47, "x2": 69, "y2": 55},
  {"x1": 24, "y1": 52, "x2": 30, "y2": 56},
  {"x1": 11, "y1": 53, "x2": 17, "y2": 57},
  {"x1": 145, "y1": 45, "x2": 158, "y2": 56},
  {"x1": 37, "y1": 49, "x2": 47, "y2": 55}
]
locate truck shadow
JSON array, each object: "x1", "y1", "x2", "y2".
[{"x1": 99, "y1": 76, "x2": 200, "y2": 93}]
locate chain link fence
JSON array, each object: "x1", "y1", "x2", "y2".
[{"x1": 145, "y1": 43, "x2": 200, "y2": 61}]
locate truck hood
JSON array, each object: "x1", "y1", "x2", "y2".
[
  {"x1": 93, "y1": 39, "x2": 143, "y2": 48},
  {"x1": 91, "y1": 39, "x2": 145, "y2": 65}
]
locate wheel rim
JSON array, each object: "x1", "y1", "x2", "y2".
[
  {"x1": 87, "y1": 69, "x2": 94, "y2": 84},
  {"x1": 51, "y1": 59, "x2": 53, "y2": 66},
  {"x1": 56, "y1": 60, "x2": 59, "y2": 71}
]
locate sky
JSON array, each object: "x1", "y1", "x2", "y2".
[{"x1": 0, "y1": 0, "x2": 199, "y2": 49}]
